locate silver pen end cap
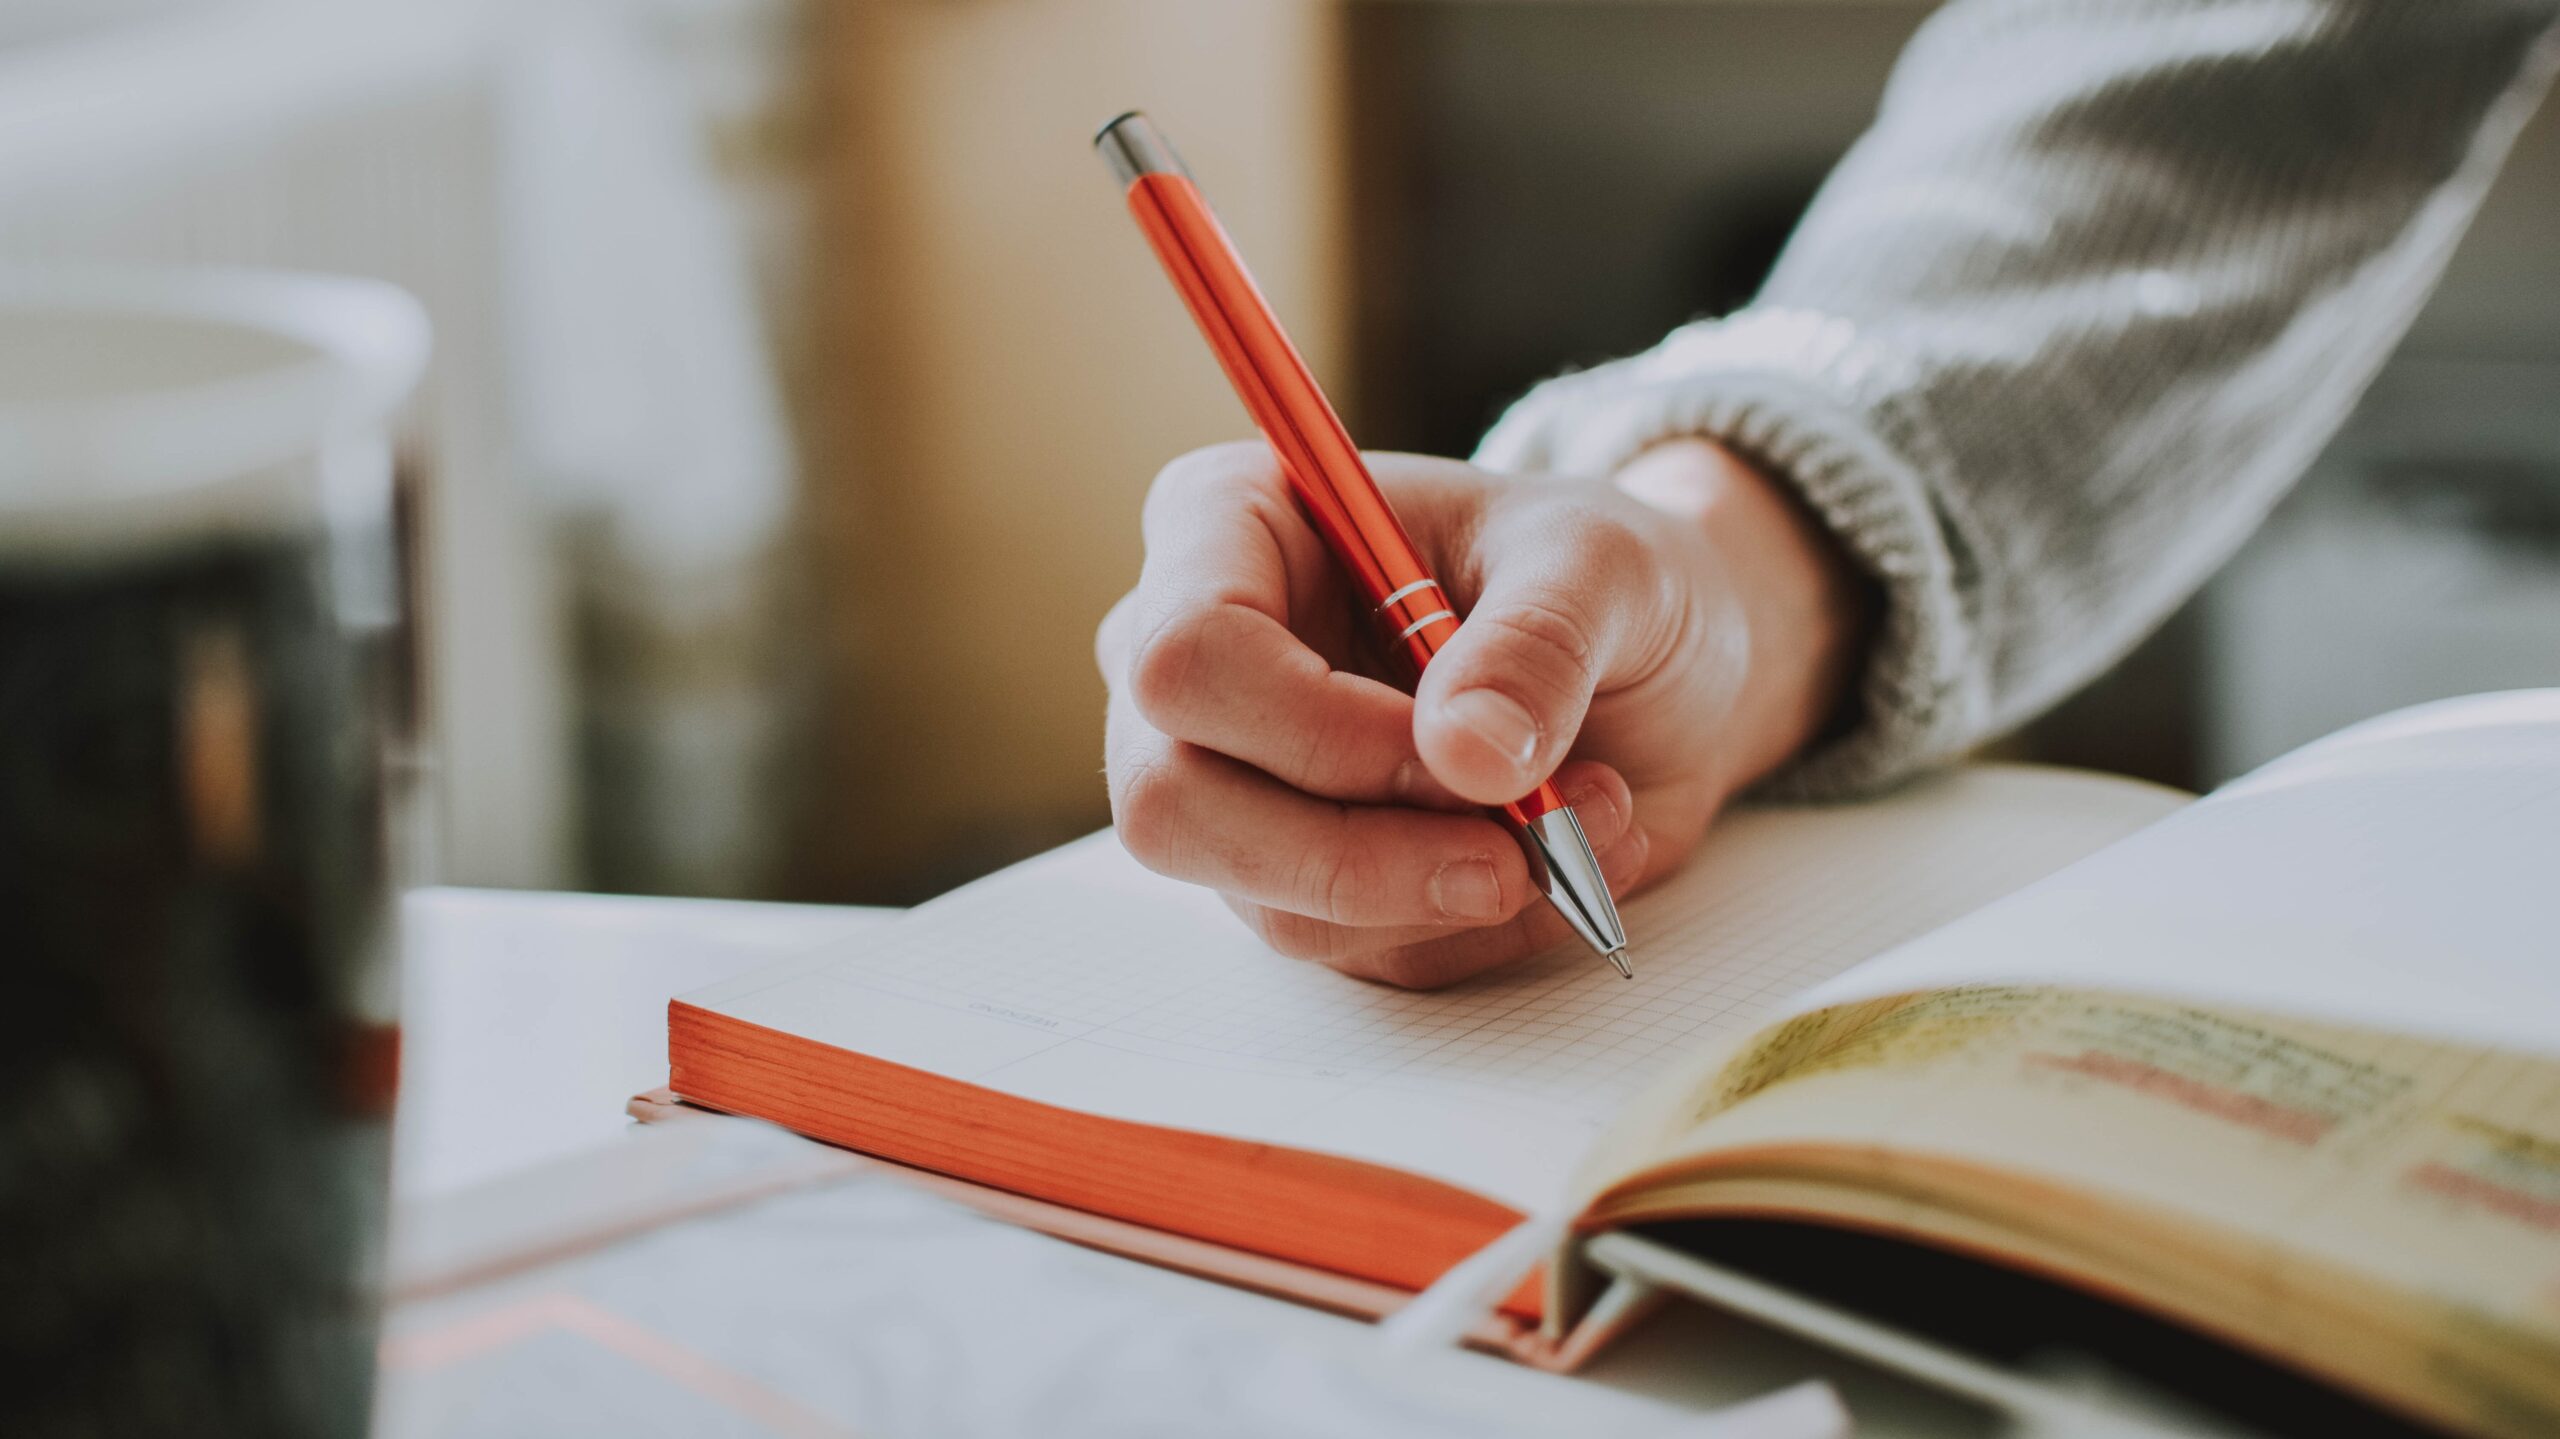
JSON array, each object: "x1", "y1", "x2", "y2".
[{"x1": 1094, "y1": 110, "x2": 1187, "y2": 186}]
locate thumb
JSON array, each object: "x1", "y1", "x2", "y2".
[{"x1": 1412, "y1": 514, "x2": 1653, "y2": 805}]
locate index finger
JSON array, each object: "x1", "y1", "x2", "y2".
[
  {"x1": 1115, "y1": 444, "x2": 1455, "y2": 806},
  {"x1": 1131, "y1": 441, "x2": 1335, "y2": 639}
]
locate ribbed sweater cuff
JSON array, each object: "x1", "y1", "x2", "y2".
[{"x1": 1473, "y1": 307, "x2": 1984, "y2": 797}]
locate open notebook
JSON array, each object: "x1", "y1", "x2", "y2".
[
  {"x1": 666, "y1": 692, "x2": 2560, "y2": 1436},
  {"x1": 667, "y1": 767, "x2": 2168, "y2": 1302}
]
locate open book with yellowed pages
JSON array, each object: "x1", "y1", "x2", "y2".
[{"x1": 664, "y1": 691, "x2": 2560, "y2": 1437}]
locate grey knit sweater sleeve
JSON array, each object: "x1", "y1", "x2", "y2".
[{"x1": 1475, "y1": 0, "x2": 2560, "y2": 795}]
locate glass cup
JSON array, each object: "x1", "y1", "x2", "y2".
[{"x1": 0, "y1": 267, "x2": 428, "y2": 1437}]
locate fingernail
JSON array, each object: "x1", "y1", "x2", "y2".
[
  {"x1": 1430, "y1": 858, "x2": 1505, "y2": 923},
  {"x1": 1444, "y1": 689, "x2": 1541, "y2": 773},
  {"x1": 1564, "y1": 783, "x2": 1624, "y2": 847}
]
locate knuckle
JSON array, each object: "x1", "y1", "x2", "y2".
[
  {"x1": 1482, "y1": 597, "x2": 1592, "y2": 669},
  {"x1": 1149, "y1": 447, "x2": 1226, "y2": 498},
  {"x1": 1295, "y1": 828, "x2": 1381, "y2": 926},
  {"x1": 1145, "y1": 441, "x2": 1268, "y2": 515},
  {"x1": 1109, "y1": 744, "x2": 1187, "y2": 871},
  {"x1": 1566, "y1": 505, "x2": 1654, "y2": 577},
  {"x1": 1282, "y1": 696, "x2": 1373, "y2": 797},
  {"x1": 1125, "y1": 608, "x2": 1215, "y2": 724},
  {"x1": 1470, "y1": 598, "x2": 1595, "y2": 715},
  {"x1": 1281, "y1": 719, "x2": 1336, "y2": 794}
]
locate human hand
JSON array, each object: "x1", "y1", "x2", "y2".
[{"x1": 1096, "y1": 438, "x2": 1869, "y2": 987}]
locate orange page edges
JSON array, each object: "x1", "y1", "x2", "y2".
[{"x1": 667, "y1": 1000, "x2": 1544, "y2": 1319}]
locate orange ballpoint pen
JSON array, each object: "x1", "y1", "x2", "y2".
[{"x1": 1097, "y1": 111, "x2": 1632, "y2": 976}]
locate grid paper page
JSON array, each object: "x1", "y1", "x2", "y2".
[{"x1": 695, "y1": 766, "x2": 2181, "y2": 1208}]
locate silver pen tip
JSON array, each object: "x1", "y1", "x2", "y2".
[{"x1": 1608, "y1": 950, "x2": 1634, "y2": 980}]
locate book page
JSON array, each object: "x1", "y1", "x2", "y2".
[
  {"x1": 683, "y1": 766, "x2": 2179, "y2": 1211},
  {"x1": 1612, "y1": 986, "x2": 2560, "y2": 1430},
  {"x1": 1791, "y1": 690, "x2": 2560, "y2": 1058}
]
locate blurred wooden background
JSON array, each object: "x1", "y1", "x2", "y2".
[{"x1": 798, "y1": 1, "x2": 1347, "y2": 900}]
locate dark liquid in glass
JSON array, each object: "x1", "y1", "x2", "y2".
[{"x1": 0, "y1": 526, "x2": 396, "y2": 1437}]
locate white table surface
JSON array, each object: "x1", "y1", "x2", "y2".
[
  {"x1": 394, "y1": 886, "x2": 899, "y2": 1200},
  {"x1": 389, "y1": 886, "x2": 1997, "y2": 1437}
]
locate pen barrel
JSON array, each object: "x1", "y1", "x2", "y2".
[
  {"x1": 1504, "y1": 781, "x2": 1565, "y2": 825},
  {"x1": 1371, "y1": 581, "x2": 1461, "y2": 679},
  {"x1": 1108, "y1": 129, "x2": 1566, "y2": 830},
  {"x1": 1121, "y1": 172, "x2": 1447, "y2": 660}
]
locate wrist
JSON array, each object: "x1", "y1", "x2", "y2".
[{"x1": 1614, "y1": 437, "x2": 1874, "y2": 791}]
